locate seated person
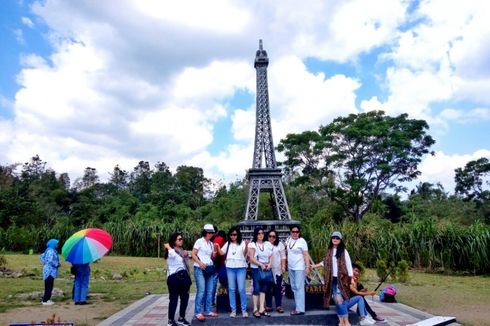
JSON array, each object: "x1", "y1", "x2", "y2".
[{"x1": 350, "y1": 263, "x2": 385, "y2": 322}]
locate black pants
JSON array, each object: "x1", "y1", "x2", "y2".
[
  {"x1": 43, "y1": 276, "x2": 54, "y2": 302},
  {"x1": 167, "y1": 272, "x2": 191, "y2": 321}
]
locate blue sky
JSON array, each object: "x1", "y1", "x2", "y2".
[{"x1": 0, "y1": 0, "x2": 489, "y2": 193}]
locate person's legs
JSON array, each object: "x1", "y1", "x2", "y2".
[
  {"x1": 193, "y1": 266, "x2": 205, "y2": 315},
  {"x1": 203, "y1": 272, "x2": 216, "y2": 314},
  {"x1": 227, "y1": 268, "x2": 238, "y2": 313},
  {"x1": 289, "y1": 269, "x2": 305, "y2": 312},
  {"x1": 250, "y1": 268, "x2": 260, "y2": 313},
  {"x1": 274, "y1": 274, "x2": 283, "y2": 308},
  {"x1": 211, "y1": 267, "x2": 219, "y2": 305},
  {"x1": 178, "y1": 282, "x2": 190, "y2": 320},
  {"x1": 42, "y1": 276, "x2": 54, "y2": 302},
  {"x1": 73, "y1": 274, "x2": 81, "y2": 302},
  {"x1": 80, "y1": 273, "x2": 90, "y2": 302},
  {"x1": 167, "y1": 276, "x2": 179, "y2": 322},
  {"x1": 235, "y1": 268, "x2": 247, "y2": 313},
  {"x1": 346, "y1": 295, "x2": 367, "y2": 318}
]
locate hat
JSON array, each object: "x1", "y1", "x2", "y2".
[
  {"x1": 331, "y1": 231, "x2": 342, "y2": 239},
  {"x1": 46, "y1": 239, "x2": 59, "y2": 249},
  {"x1": 203, "y1": 224, "x2": 215, "y2": 232}
]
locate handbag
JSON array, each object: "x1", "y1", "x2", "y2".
[
  {"x1": 169, "y1": 269, "x2": 192, "y2": 288},
  {"x1": 202, "y1": 265, "x2": 216, "y2": 278},
  {"x1": 258, "y1": 268, "x2": 274, "y2": 284}
]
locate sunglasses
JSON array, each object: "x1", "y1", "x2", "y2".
[
  {"x1": 230, "y1": 233, "x2": 238, "y2": 236},
  {"x1": 176, "y1": 238, "x2": 183, "y2": 241},
  {"x1": 268, "y1": 235, "x2": 276, "y2": 238},
  {"x1": 291, "y1": 230, "x2": 299, "y2": 233},
  {"x1": 331, "y1": 236, "x2": 341, "y2": 240}
]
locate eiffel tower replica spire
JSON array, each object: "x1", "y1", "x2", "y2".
[{"x1": 239, "y1": 40, "x2": 298, "y2": 241}]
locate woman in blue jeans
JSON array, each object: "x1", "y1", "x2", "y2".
[
  {"x1": 248, "y1": 226, "x2": 273, "y2": 318},
  {"x1": 73, "y1": 263, "x2": 90, "y2": 304},
  {"x1": 216, "y1": 226, "x2": 249, "y2": 318},
  {"x1": 192, "y1": 224, "x2": 218, "y2": 322}
]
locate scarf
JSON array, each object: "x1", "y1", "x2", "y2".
[
  {"x1": 322, "y1": 247, "x2": 351, "y2": 308},
  {"x1": 174, "y1": 247, "x2": 190, "y2": 273}
]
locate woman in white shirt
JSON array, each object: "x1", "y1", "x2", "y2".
[
  {"x1": 164, "y1": 232, "x2": 192, "y2": 326},
  {"x1": 265, "y1": 230, "x2": 286, "y2": 313},
  {"x1": 192, "y1": 224, "x2": 218, "y2": 321},
  {"x1": 216, "y1": 226, "x2": 249, "y2": 318},
  {"x1": 248, "y1": 226, "x2": 273, "y2": 318},
  {"x1": 285, "y1": 225, "x2": 311, "y2": 315}
]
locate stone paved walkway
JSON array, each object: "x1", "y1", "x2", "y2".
[{"x1": 98, "y1": 294, "x2": 458, "y2": 326}]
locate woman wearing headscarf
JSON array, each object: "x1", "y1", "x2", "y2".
[{"x1": 40, "y1": 238, "x2": 60, "y2": 305}]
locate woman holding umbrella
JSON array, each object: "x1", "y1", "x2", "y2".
[
  {"x1": 62, "y1": 228, "x2": 112, "y2": 306},
  {"x1": 40, "y1": 238, "x2": 60, "y2": 305},
  {"x1": 73, "y1": 263, "x2": 91, "y2": 305}
]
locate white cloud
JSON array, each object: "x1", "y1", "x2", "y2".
[
  {"x1": 418, "y1": 149, "x2": 490, "y2": 193},
  {"x1": 21, "y1": 17, "x2": 34, "y2": 28}
]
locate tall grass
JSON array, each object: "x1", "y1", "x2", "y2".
[{"x1": 303, "y1": 214, "x2": 490, "y2": 274}]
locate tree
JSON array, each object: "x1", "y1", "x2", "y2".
[
  {"x1": 175, "y1": 166, "x2": 207, "y2": 209},
  {"x1": 277, "y1": 111, "x2": 435, "y2": 221},
  {"x1": 109, "y1": 165, "x2": 128, "y2": 190},
  {"x1": 455, "y1": 157, "x2": 490, "y2": 202}
]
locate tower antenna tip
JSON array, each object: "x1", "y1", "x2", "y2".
[{"x1": 259, "y1": 39, "x2": 263, "y2": 50}]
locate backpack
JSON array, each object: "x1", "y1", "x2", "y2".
[{"x1": 379, "y1": 285, "x2": 397, "y2": 302}]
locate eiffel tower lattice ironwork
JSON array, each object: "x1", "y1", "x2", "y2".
[{"x1": 244, "y1": 40, "x2": 292, "y2": 223}]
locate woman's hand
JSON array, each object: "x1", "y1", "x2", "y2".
[
  {"x1": 164, "y1": 243, "x2": 171, "y2": 250},
  {"x1": 199, "y1": 262, "x2": 206, "y2": 270}
]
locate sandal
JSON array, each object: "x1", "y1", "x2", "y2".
[
  {"x1": 259, "y1": 311, "x2": 271, "y2": 317},
  {"x1": 276, "y1": 306, "x2": 284, "y2": 313},
  {"x1": 253, "y1": 310, "x2": 261, "y2": 318},
  {"x1": 265, "y1": 306, "x2": 273, "y2": 312},
  {"x1": 195, "y1": 314, "x2": 206, "y2": 322},
  {"x1": 290, "y1": 310, "x2": 305, "y2": 315}
]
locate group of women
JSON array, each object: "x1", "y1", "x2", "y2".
[{"x1": 164, "y1": 224, "x2": 379, "y2": 326}]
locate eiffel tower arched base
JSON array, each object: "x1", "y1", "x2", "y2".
[{"x1": 238, "y1": 219, "x2": 300, "y2": 242}]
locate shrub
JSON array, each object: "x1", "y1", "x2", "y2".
[
  {"x1": 395, "y1": 259, "x2": 410, "y2": 283},
  {"x1": 375, "y1": 259, "x2": 388, "y2": 282}
]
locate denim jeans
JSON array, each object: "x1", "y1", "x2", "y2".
[
  {"x1": 194, "y1": 266, "x2": 215, "y2": 315},
  {"x1": 346, "y1": 295, "x2": 367, "y2": 317},
  {"x1": 288, "y1": 269, "x2": 305, "y2": 312},
  {"x1": 266, "y1": 274, "x2": 283, "y2": 308},
  {"x1": 250, "y1": 268, "x2": 260, "y2": 295},
  {"x1": 73, "y1": 272, "x2": 90, "y2": 302},
  {"x1": 331, "y1": 278, "x2": 367, "y2": 318},
  {"x1": 226, "y1": 267, "x2": 247, "y2": 313}
]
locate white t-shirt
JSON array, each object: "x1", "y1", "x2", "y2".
[
  {"x1": 193, "y1": 237, "x2": 214, "y2": 267},
  {"x1": 286, "y1": 237, "x2": 308, "y2": 271},
  {"x1": 248, "y1": 241, "x2": 273, "y2": 269},
  {"x1": 222, "y1": 241, "x2": 248, "y2": 268},
  {"x1": 269, "y1": 241, "x2": 286, "y2": 276},
  {"x1": 167, "y1": 248, "x2": 187, "y2": 276},
  {"x1": 315, "y1": 248, "x2": 353, "y2": 277},
  {"x1": 332, "y1": 248, "x2": 353, "y2": 277}
]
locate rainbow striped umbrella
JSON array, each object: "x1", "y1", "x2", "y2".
[{"x1": 62, "y1": 228, "x2": 112, "y2": 264}]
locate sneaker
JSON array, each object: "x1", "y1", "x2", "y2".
[
  {"x1": 177, "y1": 317, "x2": 190, "y2": 326},
  {"x1": 206, "y1": 311, "x2": 219, "y2": 317},
  {"x1": 230, "y1": 311, "x2": 236, "y2": 318},
  {"x1": 42, "y1": 300, "x2": 54, "y2": 305},
  {"x1": 360, "y1": 317, "x2": 375, "y2": 325},
  {"x1": 195, "y1": 314, "x2": 206, "y2": 322},
  {"x1": 242, "y1": 311, "x2": 249, "y2": 318},
  {"x1": 367, "y1": 316, "x2": 377, "y2": 324},
  {"x1": 168, "y1": 320, "x2": 178, "y2": 326}
]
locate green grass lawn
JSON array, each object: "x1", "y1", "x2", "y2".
[
  {"x1": 1, "y1": 254, "x2": 489, "y2": 325},
  {"x1": 0, "y1": 254, "x2": 171, "y2": 313}
]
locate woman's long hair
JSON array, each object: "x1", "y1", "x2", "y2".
[
  {"x1": 164, "y1": 232, "x2": 182, "y2": 259},
  {"x1": 227, "y1": 226, "x2": 242, "y2": 245},
  {"x1": 327, "y1": 237, "x2": 345, "y2": 259},
  {"x1": 252, "y1": 226, "x2": 264, "y2": 243}
]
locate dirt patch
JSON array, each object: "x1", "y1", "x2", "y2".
[{"x1": 0, "y1": 301, "x2": 126, "y2": 325}]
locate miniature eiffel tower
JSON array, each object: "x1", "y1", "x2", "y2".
[{"x1": 239, "y1": 40, "x2": 299, "y2": 242}]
